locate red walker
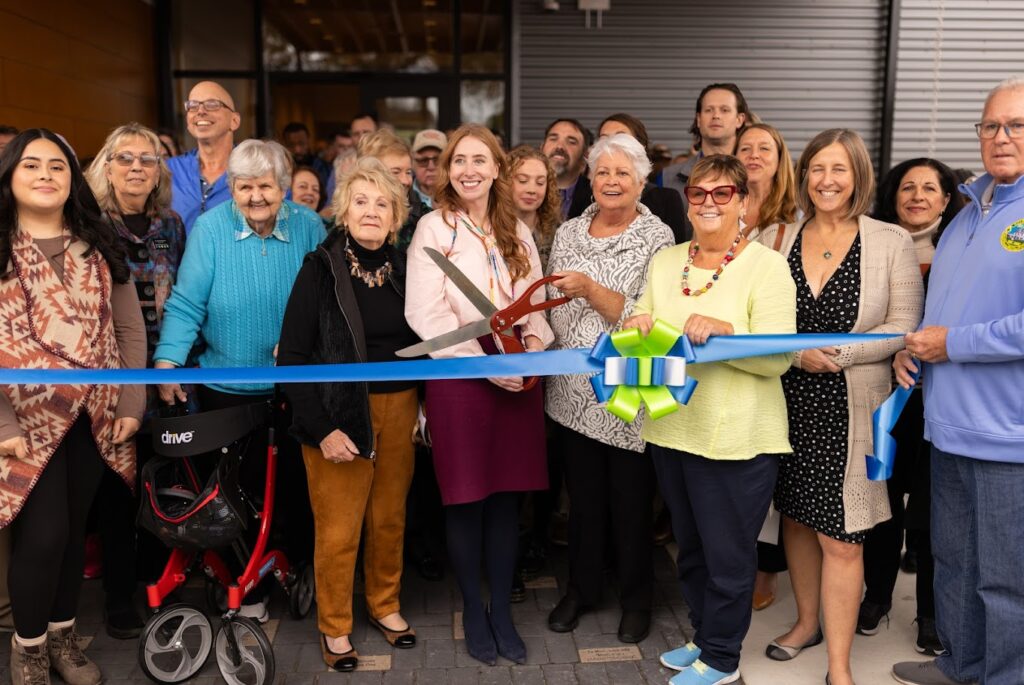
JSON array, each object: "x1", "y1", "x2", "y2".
[{"x1": 136, "y1": 402, "x2": 314, "y2": 685}]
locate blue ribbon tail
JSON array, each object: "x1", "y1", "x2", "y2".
[
  {"x1": 668, "y1": 376, "x2": 699, "y2": 405},
  {"x1": 590, "y1": 374, "x2": 615, "y2": 404},
  {"x1": 866, "y1": 370, "x2": 920, "y2": 481},
  {"x1": 589, "y1": 333, "x2": 617, "y2": 363}
]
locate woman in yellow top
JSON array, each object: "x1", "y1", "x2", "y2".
[{"x1": 623, "y1": 155, "x2": 796, "y2": 685}]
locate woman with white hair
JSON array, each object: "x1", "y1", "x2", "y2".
[
  {"x1": 545, "y1": 133, "x2": 674, "y2": 643},
  {"x1": 153, "y1": 139, "x2": 325, "y2": 619}
]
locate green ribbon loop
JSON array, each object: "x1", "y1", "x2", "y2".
[{"x1": 603, "y1": 321, "x2": 689, "y2": 422}]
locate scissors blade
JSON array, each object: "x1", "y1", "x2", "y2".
[
  {"x1": 395, "y1": 318, "x2": 495, "y2": 358},
  {"x1": 425, "y1": 247, "x2": 497, "y2": 318}
]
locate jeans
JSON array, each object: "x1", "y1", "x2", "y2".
[{"x1": 931, "y1": 446, "x2": 1024, "y2": 685}]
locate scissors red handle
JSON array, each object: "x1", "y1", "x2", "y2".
[{"x1": 490, "y1": 275, "x2": 570, "y2": 391}]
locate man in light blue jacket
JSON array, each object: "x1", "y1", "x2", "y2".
[{"x1": 892, "y1": 78, "x2": 1024, "y2": 685}]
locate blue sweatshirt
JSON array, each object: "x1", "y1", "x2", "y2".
[
  {"x1": 154, "y1": 200, "x2": 326, "y2": 394},
  {"x1": 922, "y1": 173, "x2": 1024, "y2": 462},
  {"x1": 167, "y1": 150, "x2": 233, "y2": 235}
]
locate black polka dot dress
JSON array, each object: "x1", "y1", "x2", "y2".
[{"x1": 776, "y1": 231, "x2": 864, "y2": 544}]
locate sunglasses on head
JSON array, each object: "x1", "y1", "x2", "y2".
[
  {"x1": 109, "y1": 152, "x2": 160, "y2": 168},
  {"x1": 683, "y1": 185, "x2": 740, "y2": 205}
]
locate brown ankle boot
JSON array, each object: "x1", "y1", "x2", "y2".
[
  {"x1": 46, "y1": 625, "x2": 100, "y2": 685},
  {"x1": 10, "y1": 635, "x2": 50, "y2": 685}
]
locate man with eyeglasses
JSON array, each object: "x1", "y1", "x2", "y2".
[
  {"x1": 411, "y1": 129, "x2": 446, "y2": 210},
  {"x1": 891, "y1": 77, "x2": 1024, "y2": 685},
  {"x1": 167, "y1": 81, "x2": 241, "y2": 234}
]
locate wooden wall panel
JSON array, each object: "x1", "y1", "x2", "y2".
[{"x1": 0, "y1": 0, "x2": 157, "y2": 159}]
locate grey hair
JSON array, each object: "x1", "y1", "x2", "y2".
[
  {"x1": 227, "y1": 139, "x2": 291, "y2": 190},
  {"x1": 985, "y1": 76, "x2": 1024, "y2": 108},
  {"x1": 586, "y1": 133, "x2": 652, "y2": 183}
]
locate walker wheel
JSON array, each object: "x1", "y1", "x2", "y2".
[
  {"x1": 288, "y1": 563, "x2": 315, "y2": 619},
  {"x1": 215, "y1": 617, "x2": 275, "y2": 685},
  {"x1": 138, "y1": 603, "x2": 213, "y2": 683}
]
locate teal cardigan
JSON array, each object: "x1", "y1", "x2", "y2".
[{"x1": 154, "y1": 200, "x2": 326, "y2": 394}]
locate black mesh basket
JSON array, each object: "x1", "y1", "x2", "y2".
[{"x1": 137, "y1": 451, "x2": 249, "y2": 550}]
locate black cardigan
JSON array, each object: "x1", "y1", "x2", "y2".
[{"x1": 276, "y1": 231, "x2": 410, "y2": 457}]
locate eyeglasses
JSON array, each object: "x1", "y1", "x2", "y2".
[
  {"x1": 683, "y1": 185, "x2": 741, "y2": 206},
  {"x1": 109, "y1": 152, "x2": 160, "y2": 168},
  {"x1": 184, "y1": 99, "x2": 234, "y2": 114},
  {"x1": 414, "y1": 156, "x2": 440, "y2": 168},
  {"x1": 974, "y1": 121, "x2": 1024, "y2": 139}
]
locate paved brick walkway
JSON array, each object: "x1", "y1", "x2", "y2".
[{"x1": 0, "y1": 546, "x2": 748, "y2": 685}]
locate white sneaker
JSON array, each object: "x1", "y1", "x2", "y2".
[{"x1": 238, "y1": 596, "x2": 270, "y2": 624}]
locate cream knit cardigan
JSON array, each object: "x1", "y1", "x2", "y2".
[{"x1": 758, "y1": 216, "x2": 924, "y2": 533}]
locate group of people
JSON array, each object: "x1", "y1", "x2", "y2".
[{"x1": 0, "y1": 72, "x2": 1020, "y2": 685}]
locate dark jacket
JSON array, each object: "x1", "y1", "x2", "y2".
[
  {"x1": 566, "y1": 177, "x2": 690, "y2": 244},
  {"x1": 276, "y1": 231, "x2": 408, "y2": 457}
]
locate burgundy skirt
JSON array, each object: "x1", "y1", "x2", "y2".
[{"x1": 425, "y1": 335, "x2": 547, "y2": 506}]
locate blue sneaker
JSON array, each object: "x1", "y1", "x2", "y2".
[
  {"x1": 660, "y1": 641, "x2": 701, "y2": 671},
  {"x1": 668, "y1": 659, "x2": 741, "y2": 685}
]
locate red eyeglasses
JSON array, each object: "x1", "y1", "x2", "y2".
[{"x1": 683, "y1": 185, "x2": 741, "y2": 206}]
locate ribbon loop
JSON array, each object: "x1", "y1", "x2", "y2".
[{"x1": 588, "y1": 320, "x2": 696, "y2": 423}]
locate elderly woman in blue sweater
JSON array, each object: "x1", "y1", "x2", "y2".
[{"x1": 153, "y1": 138, "x2": 325, "y2": 619}]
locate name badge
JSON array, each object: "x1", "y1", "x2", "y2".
[{"x1": 151, "y1": 238, "x2": 171, "y2": 251}]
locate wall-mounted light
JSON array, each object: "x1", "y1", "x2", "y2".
[{"x1": 578, "y1": 0, "x2": 609, "y2": 28}]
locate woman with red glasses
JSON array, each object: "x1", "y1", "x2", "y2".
[{"x1": 623, "y1": 154, "x2": 796, "y2": 685}]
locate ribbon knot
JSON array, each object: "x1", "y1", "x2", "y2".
[{"x1": 588, "y1": 320, "x2": 699, "y2": 423}]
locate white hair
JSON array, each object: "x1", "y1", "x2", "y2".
[
  {"x1": 586, "y1": 133, "x2": 652, "y2": 183},
  {"x1": 985, "y1": 76, "x2": 1024, "y2": 109},
  {"x1": 227, "y1": 139, "x2": 291, "y2": 191}
]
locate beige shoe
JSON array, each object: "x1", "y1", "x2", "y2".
[
  {"x1": 46, "y1": 625, "x2": 100, "y2": 685},
  {"x1": 11, "y1": 635, "x2": 50, "y2": 685}
]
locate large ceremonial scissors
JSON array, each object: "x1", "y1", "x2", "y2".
[{"x1": 396, "y1": 247, "x2": 569, "y2": 390}]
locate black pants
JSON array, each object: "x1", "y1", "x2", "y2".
[
  {"x1": 561, "y1": 425, "x2": 654, "y2": 612},
  {"x1": 196, "y1": 386, "x2": 314, "y2": 597},
  {"x1": 651, "y1": 446, "x2": 778, "y2": 674},
  {"x1": 9, "y1": 415, "x2": 106, "y2": 638},
  {"x1": 862, "y1": 390, "x2": 935, "y2": 618}
]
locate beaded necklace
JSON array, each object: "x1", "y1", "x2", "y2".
[
  {"x1": 344, "y1": 237, "x2": 392, "y2": 288},
  {"x1": 680, "y1": 232, "x2": 743, "y2": 296}
]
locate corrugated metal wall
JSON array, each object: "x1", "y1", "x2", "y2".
[
  {"x1": 514, "y1": 0, "x2": 888, "y2": 164},
  {"x1": 890, "y1": 0, "x2": 1024, "y2": 174}
]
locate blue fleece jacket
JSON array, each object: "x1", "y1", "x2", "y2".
[
  {"x1": 154, "y1": 200, "x2": 326, "y2": 394},
  {"x1": 922, "y1": 173, "x2": 1024, "y2": 462}
]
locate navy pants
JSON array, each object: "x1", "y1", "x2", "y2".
[{"x1": 651, "y1": 446, "x2": 778, "y2": 674}]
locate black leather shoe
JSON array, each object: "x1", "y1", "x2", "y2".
[
  {"x1": 547, "y1": 593, "x2": 587, "y2": 633},
  {"x1": 415, "y1": 553, "x2": 444, "y2": 582},
  {"x1": 617, "y1": 609, "x2": 650, "y2": 643},
  {"x1": 105, "y1": 601, "x2": 144, "y2": 640}
]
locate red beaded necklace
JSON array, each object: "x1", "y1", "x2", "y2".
[{"x1": 680, "y1": 232, "x2": 743, "y2": 296}]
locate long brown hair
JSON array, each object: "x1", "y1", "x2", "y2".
[
  {"x1": 737, "y1": 123, "x2": 797, "y2": 229},
  {"x1": 434, "y1": 124, "x2": 530, "y2": 281},
  {"x1": 507, "y1": 145, "x2": 561, "y2": 247}
]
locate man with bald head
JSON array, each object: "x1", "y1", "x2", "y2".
[{"x1": 167, "y1": 81, "x2": 241, "y2": 233}]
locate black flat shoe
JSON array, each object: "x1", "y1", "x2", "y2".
[
  {"x1": 463, "y1": 607, "x2": 497, "y2": 666},
  {"x1": 320, "y1": 634, "x2": 358, "y2": 672},
  {"x1": 105, "y1": 601, "x2": 144, "y2": 640},
  {"x1": 548, "y1": 593, "x2": 587, "y2": 633},
  {"x1": 617, "y1": 609, "x2": 650, "y2": 644}
]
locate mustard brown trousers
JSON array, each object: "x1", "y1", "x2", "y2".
[{"x1": 302, "y1": 388, "x2": 418, "y2": 637}]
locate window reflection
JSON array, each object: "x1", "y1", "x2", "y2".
[{"x1": 461, "y1": 81, "x2": 504, "y2": 130}]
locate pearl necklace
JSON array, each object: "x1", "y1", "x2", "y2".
[{"x1": 680, "y1": 233, "x2": 743, "y2": 297}]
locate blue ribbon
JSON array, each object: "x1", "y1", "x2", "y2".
[
  {"x1": 0, "y1": 333, "x2": 898, "y2": 386},
  {"x1": 867, "y1": 369, "x2": 921, "y2": 481}
]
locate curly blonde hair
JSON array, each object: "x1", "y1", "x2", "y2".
[
  {"x1": 507, "y1": 145, "x2": 561, "y2": 247},
  {"x1": 331, "y1": 156, "x2": 410, "y2": 243}
]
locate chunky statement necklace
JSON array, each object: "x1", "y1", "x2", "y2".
[
  {"x1": 345, "y1": 240, "x2": 392, "y2": 288},
  {"x1": 680, "y1": 232, "x2": 743, "y2": 296}
]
